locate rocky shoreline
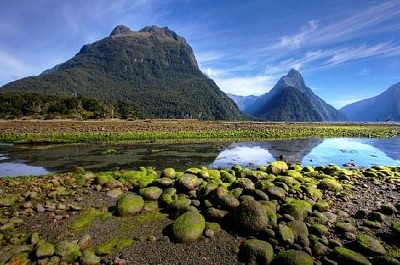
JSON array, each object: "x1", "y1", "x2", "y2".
[{"x1": 1, "y1": 162, "x2": 400, "y2": 265}]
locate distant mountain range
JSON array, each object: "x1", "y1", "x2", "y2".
[
  {"x1": 226, "y1": 94, "x2": 258, "y2": 112},
  {"x1": 241, "y1": 69, "x2": 347, "y2": 122},
  {"x1": 0, "y1": 25, "x2": 243, "y2": 120},
  {"x1": 340, "y1": 82, "x2": 400, "y2": 122}
]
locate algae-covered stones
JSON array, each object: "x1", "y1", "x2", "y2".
[
  {"x1": 267, "y1": 161, "x2": 288, "y2": 175},
  {"x1": 280, "y1": 198, "x2": 312, "y2": 221},
  {"x1": 171, "y1": 211, "x2": 205, "y2": 243},
  {"x1": 176, "y1": 174, "x2": 202, "y2": 191},
  {"x1": 391, "y1": 221, "x2": 400, "y2": 235},
  {"x1": 266, "y1": 186, "x2": 286, "y2": 201},
  {"x1": 234, "y1": 198, "x2": 268, "y2": 234},
  {"x1": 287, "y1": 220, "x2": 309, "y2": 246},
  {"x1": 36, "y1": 241, "x2": 55, "y2": 258},
  {"x1": 381, "y1": 203, "x2": 397, "y2": 215},
  {"x1": 335, "y1": 221, "x2": 357, "y2": 234},
  {"x1": 162, "y1": 168, "x2": 176, "y2": 178},
  {"x1": 139, "y1": 186, "x2": 163, "y2": 201},
  {"x1": 239, "y1": 239, "x2": 273, "y2": 265},
  {"x1": 116, "y1": 194, "x2": 144, "y2": 216},
  {"x1": 333, "y1": 246, "x2": 372, "y2": 265},
  {"x1": 55, "y1": 240, "x2": 82, "y2": 263},
  {"x1": 317, "y1": 178, "x2": 343, "y2": 192},
  {"x1": 355, "y1": 233, "x2": 386, "y2": 256},
  {"x1": 271, "y1": 249, "x2": 313, "y2": 265},
  {"x1": 278, "y1": 223, "x2": 295, "y2": 245}
]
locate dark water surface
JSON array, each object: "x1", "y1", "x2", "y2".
[{"x1": 0, "y1": 137, "x2": 399, "y2": 177}]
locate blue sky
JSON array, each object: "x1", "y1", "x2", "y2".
[{"x1": 1, "y1": 0, "x2": 400, "y2": 108}]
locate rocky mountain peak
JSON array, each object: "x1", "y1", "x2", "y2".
[
  {"x1": 110, "y1": 25, "x2": 134, "y2": 36},
  {"x1": 277, "y1": 69, "x2": 306, "y2": 90},
  {"x1": 139, "y1": 25, "x2": 185, "y2": 43}
]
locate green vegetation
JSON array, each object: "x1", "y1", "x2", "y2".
[
  {"x1": 0, "y1": 120, "x2": 398, "y2": 144},
  {"x1": 71, "y1": 207, "x2": 111, "y2": 232}
]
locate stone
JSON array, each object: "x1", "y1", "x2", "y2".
[
  {"x1": 266, "y1": 186, "x2": 286, "y2": 201},
  {"x1": 278, "y1": 223, "x2": 295, "y2": 245},
  {"x1": 36, "y1": 203, "x2": 46, "y2": 213},
  {"x1": 36, "y1": 242, "x2": 55, "y2": 258},
  {"x1": 78, "y1": 234, "x2": 92, "y2": 250},
  {"x1": 139, "y1": 186, "x2": 163, "y2": 200},
  {"x1": 115, "y1": 194, "x2": 144, "y2": 216},
  {"x1": 267, "y1": 161, "x2": 288, "y2": 175},
  {"x1": 355, "y1": 233, "x2": 386, "y2": 256},
  {"x1": 171, "y1": 211, "x2": 205, "y2": 243},
  {"x1": 206, "y1": 207, "x2": 229, "y2": 220},
  {"x1": 333, "y1": 246, "x2": 372, "y2": 265},
  {"x1": 162, "y1": 168, "x2": 176, "y2": 178},
  {"x1": 55, "y1": 241, "x2": 82, "y2": 263},
  {"x1": 234, "y1": 197, "x2": 269, "y2": 234},
  {"x1": 391, "y1": 221, "x2": 400, "y2": 235},
  {"x1": 317, "y1": 178, "x2": 343, "y2": 192},
  {"x1": 312, "y1": 241, "x2": 329, "y2": 256},
  {"x1": 287, "y1": 220, "x2": 309, "y2": 246},
  {"x1": 176, "y1": 173, "x2": 202, "y2": 191},
  {"x1": 105, "y1": 178, "x2": 124, "y2": 189},
  {"x1": 233, "y1": 178, "x2": 255, "y2": 190},
  {"x1": 335, "y1": 222, "x2": 357, "y2": 234},
  {"x1": 309, "y1": 223, "x2": 329, "y2": 237},
  {"x1": 280, "y1": 198, "x2": 312, "y2": 221},
  {"x1": 80, "y1": 250, "x2": 101, "y2": 265},
  {"x1": 368, "y1": 211, "x2": 385, "y2": 222},
  {"x1": 239, "y1": 239, "x2": 274, "y2": 265},
  {"x1": 381, "y1": 203, "x2": 397, "y2": 215},
  {"x1": 105, "y1": 189, "x2": 124, "y2": 199},
  {"x1": 354, "y1": 209, "x2": 369, "y2": 219},
  {"x1": 271, "y1": 249, "x2": 313, "y2": 265}
]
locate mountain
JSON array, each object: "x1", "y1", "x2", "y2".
[
  {"x1": 0, "y1": 25, "x2": 243, "y2": 120},
  {"x1": 340, "y1": 83, "x2": 400, "y2": 122},
  {"x1": 245, "y1": 69, "x2": 347, "y2": 122},
  {"x1": 226, "y1": 93, "x2": 258, "y2": 111}
]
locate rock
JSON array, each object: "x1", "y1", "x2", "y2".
[
  {"x1": 312, "y1": 241, "x2": 329, "y2": 256},
  {"x1": 271, "y1": 249, "x2": 313, "y2": 265},
  {"x1": 205, "y1": 222, "x2": 221, "y2": 234},
  {"x1": 335, "y1": 222, "x2": 357, "y2": 234},
  {"x1": 239, "y1": 239, "x2": 274, "y2": 265},
  {"x1": 278, "y1": 223, "x2": 295, "y2": 245},
  {"x1": 139, "y1": 186, "x2": 163, "y2": 200},
  {"x1": 55, "y1": 241, "x2": 82, "y2": 263},
  {"x1": 31, "y1": 232, "x2": 40, "y2": 245},
  {"x1": 233, "y1": 178, "x2": 255, "y2": 190},
  {"x1": 355, "y1": 209, "x2": 369, "y2": 219},
  {"x1": 368, "y1": 211, "x2": 385, "y2": 222},
  {"x1": 105, "y1": 178, "x2": 124, "y2": 189},
  {"x1": 162, "y1": 168, "x2": 176, "y2": 178},
  {"x1": 171, "y1": 211, "x2": 205, "y2": 243},
  {"x1": 355, "y1": 233, "x2": 386, "y2": 256},
  {"x1": 381, "y1": 203, "x2": 397, "y2": 215},
  {"x1": 0, "y1": 195, "x2": 17, "y2": 207},
  {"x1": 176, "y1": 173, "x2": 202, "y2": 191},
  {"x1": 287, "y1": 220, "x2": 309, "y2": 246},
  {"x1": 206, "y1": 207, "x2": 229, "y2": 220},
  {"x1": 309, "y1": 223, "x2": 329, "y2": 237},
  {"x1": 371, "y1": 256, "x2": 400, "y2": 265},
  {"x1": 234, "y1": 197, "x2": 269, "y2": 234},
  {"x1": 333, "y1": 246, "x2": 372, "y2": 265},
  {"x1": 0, "y1": 222, "x2": 14, "y2": 232},
  {"x1": 80, "y1": 250, "x2": 101, "y2": 265},
  {"x1": 219, "y1": 194, "x2": 240, "y2": 211},
  {"x1": 391, "y1": 221, "x2": 400, "y2": 235},
  {"x1": 105, "y1": 189, "x2": 124, "y2": 199},
  {"x1": 243, "y1": 189, "x2": 269, "y2": 201},
  {"x1": 78, "y1": 234, "x2": 92, "y2": 250},
  {"x1": 266, "y1": 186, "x2": 286, "y2": 201},
  {"x1": 267, "y1": 161, "x2": 288, "y2": 175},
  {"x1": 115, "y1": 194, "x2": 144, "y2": 216},
  {"x1": 280, "y1": 198, "x2": 312, "y2": 221},
  {"x1": 204, "y1": 229, "x2": 214, "y2": 238},
  {"x1": 36, "y1": 203, "x2": 45, "y2": 213},
  {"x1": 317, "y1": 178, "x2": 343, "y2": 192},
  {"x1": 36, "y1": 242, "x2": 55, "y2": 258}
]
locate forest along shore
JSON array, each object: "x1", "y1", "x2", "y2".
[
  {"x1": 0, "y1": 120, "x2": 399, "y2": 144},
  {"x1": 1, "y1": 162, "x2": 400, "y2": 264}
]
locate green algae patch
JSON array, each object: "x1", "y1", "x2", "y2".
[
  {"x1": 171, "y1": 211, "x2": 205, "y2": 243},
  {"x1": 95, "y1": 238, "x2": 133, "y2": 256},
  {"x1": 71, "y1": 208, "x2": 111, "y2": 232},
  {"x1": 133, "y1": 211, "x2": 168, "y2": 224}
]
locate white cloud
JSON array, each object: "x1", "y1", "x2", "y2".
[
  {"x1": 214, "y1": 75, "x2": 275, "y2": 96},
  {"x1": 280, "y1": 20, "x2": 318, "y2": 48}
]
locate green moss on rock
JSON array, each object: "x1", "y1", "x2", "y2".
[
  {"x1": 234, "y1": 198, "x2": 269, "y2": 234},
  {"x1": 280, "y1": 198, "x2": 312, "y2": 221},
  {"x1": 55, "y1": 240, "x2": 82, "y2": 263},
  {"x1": 239, "y1": 239, "x2": 273, "y2": 265},
  {"x1": 271, "y1": 249, "x2": 313, "y2": 265},
  {"x1": 355, "y1": 233, "x2": 386, "y2": 256},
  {"x1": 171, "y1": 211, "x2": 205, "y2": 243},
  {"x1": 116, "y1": 194, "x2": 144, "y2": 216},
  {"x1": 317, "y1": 178, "x2": 343, "y2": 192},
  {"x1": 333, "y1": 246, "x2": 372, "y2": 265},
  {"x1": 267, "y1": 161, "x2": 288, "y2": 175}
]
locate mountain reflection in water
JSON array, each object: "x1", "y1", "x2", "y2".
[{"x1": 0, "y1": 137, "x2": 399, "y2": 177}]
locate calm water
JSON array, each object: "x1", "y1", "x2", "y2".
[{"x1": 0, "y1": 137, "x2": 399, "y2": 177}]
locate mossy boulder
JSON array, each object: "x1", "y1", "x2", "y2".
[
  {"x1": 309, "y1": 223, "x2": 329, "y2": 237},
  {"x1": 94, "y1": 173, "x2": 113, "y2": 186},
  {"x1": 335, "y1": 221, "x2": 357, "y2": 234},
  {"x1": 171, "y1": 211, "x2": 205, "y2": 243},
  {"x1": 35, "y1": 241, "x2": 55, "y2": 258},
  {"x1": 115, "y1": 194, "x2": 144, "y2": 216},
  {"x1": 271, "y1": 249, "x2": 313, "y2": 265},
  {"x1": 333, "y1": 246, "x2": 372, "y2": 265},
  {"x1": 239, "y1": 239, "x2": 274, "y2": 265},
  {"x1": 220, "y1": 170, "x2": 236, "y2": 183},
  {"x1": 381, "y1": 203, "x2": 397, "y2": 215},
  {"x1": 267, "y1": 161, "x2": 288, "y2": 175},
  {"x1": 232, "y1": 178, "x2": 255, "y2": 190},
  {"x1": 139, "y1": 186, "x2": 163, "y2": 200},
  {"x1": 280, "y1": 198, "x2": 312, "y2": 221},
  {"x1": 278, "y1": 224, "x2": 295, "y2": 245},
  {"x1": 162, "y1": 168, "x2": 176, "y2": 178},
  {"x1": 176, "y1": 173, "x2": 202, "y2": 191},
  {"x1": 317, "y1": 178, "x2": 343, "y2": 192},
  {"x1": 266, "y1": 186, "x2": 286, "y2": 201},
  {"x1": 355, "y1": 233, "x2": 386, "y2": 256},
  {"x1": 391, "y1": 221, "x2": 400, "y2": 235},
  {"x1": 234, "y1": 198, "x2": 269, "y2": 234},
  {"x1": 55, "y1": 241, "x2": 82, "y2": 263},
  {"x1": 287, "y1": 220, "x2": 309, "y2": 246}
]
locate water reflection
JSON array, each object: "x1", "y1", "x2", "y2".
[{"x1": 0, "y1": 137, "x2": 399, "y2": 177}]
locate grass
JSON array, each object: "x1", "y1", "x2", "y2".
[{"x1": 0, "y1": 120, "x2": 399, "y2": 144}]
